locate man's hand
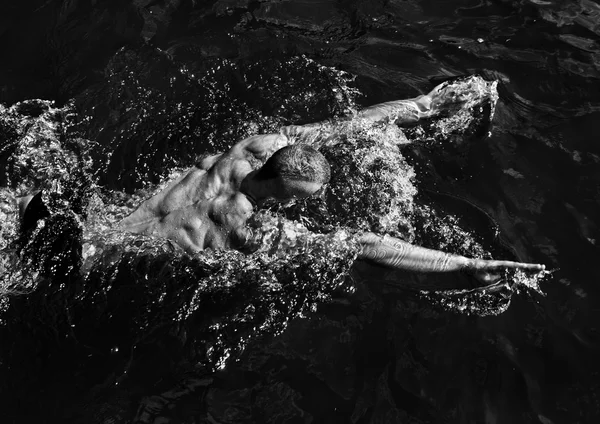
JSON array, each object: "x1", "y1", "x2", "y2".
[{"x1": 465, "y1": 258, "x2": 546, "y2": 285}]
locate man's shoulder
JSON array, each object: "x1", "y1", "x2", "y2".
[
  {"x1": 216, "y1": 191, "x2": 254, "y2": 215},
  {"x1": 230, "y1": 133, "x2": 292, "y2": 165},
  {"x1": 195, "y1": 153, "x2": 223, "y2": 170}
]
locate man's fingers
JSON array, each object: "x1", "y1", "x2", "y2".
[
  {"x1": 474, "y1": 259, "x2": 546, "y2": 272},
  {"x1": 520, "y1": 262, "x2": 546, "y2": 271},
  {"x1": 492, "y1": 260, "x2": 545, "y2": 271}
]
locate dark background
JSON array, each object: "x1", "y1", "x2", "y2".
[{"x1": 1, "y1": 0, "x2": 599, "y2": 423}]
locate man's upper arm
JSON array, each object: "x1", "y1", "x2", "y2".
[{"x1": 238, "y1": 133, "x2": 292, "y2": 162}]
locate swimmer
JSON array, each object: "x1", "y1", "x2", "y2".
[
  {"x1": 18, "y1": 77, "x2": 545, "y2": 283},
  {"x1": 114, "y1": 77, "x2": 545, "y2": 282}
]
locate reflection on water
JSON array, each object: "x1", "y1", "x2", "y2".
[{"x1": 1, "y1": 0, "x2": 599, "y2": 422}]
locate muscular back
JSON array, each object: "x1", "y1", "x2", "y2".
[
  {"x1": 118, "y1": 133, "x2": 290, "y2": 253},
  {"x1": 132, "y1": 190, "x2": 254, "y2": 252}
]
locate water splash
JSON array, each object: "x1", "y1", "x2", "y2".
[
  {"x1": 264, "y1": 74, "x2": 546, "y2": 315},
  {"x1": 73, "y1": 208, "x2": 361, "y2": 370},
  {"x1": 0, "y1": 102, "x2": 361, "y2": 370},
  {"x1": 1, "y1": 59, "x2": 542, "y2": 369},
  {"x1": 270, "y1": 122, "x2": 417, "y2": 239},
  {"x1": 411, "y1": 202, "x2": 492, "y2": 259},
  {"x1": 418, "y1": 269, "x2": 550, "y2": 316},
  {"x1": 0, "y1": 99, "x2": 94, "y2": 304},
  {"x1": 403, "y1": 76, "x2": 499, "y2": 145},
  {"x1": 69, "y1": 48, "x2": 361, "y2": 191},
  {"x1": 0, "y1": 53, "x2": 553, "y2": 424}
]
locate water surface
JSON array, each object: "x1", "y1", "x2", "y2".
[{"x1": 1, "y1": 1, "x2": 599, "y2": 423}]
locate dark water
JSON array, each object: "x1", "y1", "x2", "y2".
[{"x1": 1, "y1": 0, "x2": 599, "y2": 423}]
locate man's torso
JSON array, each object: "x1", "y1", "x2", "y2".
[{"x1": 118, "y1": 145, "x2": 262, "y2": 253}]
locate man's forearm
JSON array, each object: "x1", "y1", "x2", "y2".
[
  {"x1": 357, "y1": 232, "x2": 468, "y2": 272},
  {"x1": 356, "y1": 97, "x2": 427, "y2": 126},
  {"x1": 356, "y1": 233, "x2": 546, "y2": 276}
]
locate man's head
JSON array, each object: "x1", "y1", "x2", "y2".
[{"x1": 253, "y1": 145, "x2": 331, "y2": 201}]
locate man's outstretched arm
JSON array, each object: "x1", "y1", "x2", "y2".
[
  {"x1": 357, "y1": 232, "x2": 545, "y2": 283},
  {"x1": 278, "y1": 96, "x2": 428, "y2": 148},
  {"x1": 235, "y1": 76, "x2": 499, "y2": 153},
  {"x1": 356, "y1": 75, "x2": 497, "y2": 127},
  {"x1": 280, "y1": 75, "x2": 498, "y2": 148}
]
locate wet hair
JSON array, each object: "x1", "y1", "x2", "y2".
[{"x1": 256, "y1": 144, "x2": 331, "y2": 184}]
